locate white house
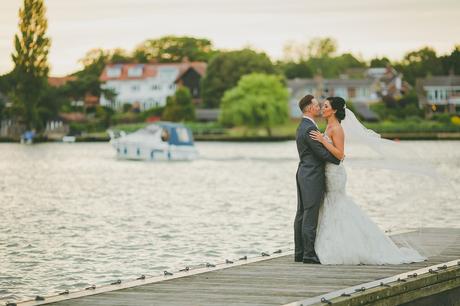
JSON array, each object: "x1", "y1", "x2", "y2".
[
  {"x1": 99, "y1": 62, "x2": 207, "y2": 111},
  {"x1": 416, "y1": 74, "x2": 460, "y2": 114}
]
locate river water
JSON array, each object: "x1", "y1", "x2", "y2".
[{"x1": 1, "y1": 141, "x2": 459, "y2": 301}]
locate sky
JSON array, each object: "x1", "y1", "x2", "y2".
[{"x1": 1, "y1": 0, "x2": 459, "y2": 76}]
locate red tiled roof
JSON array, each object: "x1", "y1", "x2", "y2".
[
  {"x1": 99, "y1": 62, "x2": 207, "y2": 82},
  {"x1": 48, "y1": 76, "x2": 77, "y2": 87}
]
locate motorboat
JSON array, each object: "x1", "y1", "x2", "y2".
[
  {"x1": 108, "y1": 122, "x2": 198, "y2": 161},
  {"x1": 62, "y1": 136, "x2": 76, "y2": 143}
]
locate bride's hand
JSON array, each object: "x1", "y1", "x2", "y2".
[{"x1": 309, "y1": 130, "x2": 325, "y2": 143}]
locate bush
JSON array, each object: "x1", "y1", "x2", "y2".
[
  {"x1": 162, "y1": 87, "x2": 195, "y2": 122},
  {"x1": 139, "y1": 106, "x2": 165, "y2": 121},
  {"x1": 111, "y1": 112, "x2": 142, "y2": 124}
]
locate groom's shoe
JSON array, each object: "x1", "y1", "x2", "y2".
[{"x1": 303, "y1": 256, "x2": 321, "y2": 264}]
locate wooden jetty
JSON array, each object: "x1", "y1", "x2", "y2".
[{"x1": 12, "y1": 227, "x2": 460, "y2": 306}]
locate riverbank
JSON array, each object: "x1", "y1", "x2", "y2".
[{"x1": 2, "y1": 119, "x2": 460, "y2": 142}]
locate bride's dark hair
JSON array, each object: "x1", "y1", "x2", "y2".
[{"x1": 326, "y1": 97, "x2": 346, "y2": 122}]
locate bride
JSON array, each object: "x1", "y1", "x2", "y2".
[{"x1": 309, "y1": 97, "x2": 426, "y2": 265}]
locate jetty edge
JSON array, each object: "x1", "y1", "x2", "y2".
[{"x1": 7, "y1": 227, "x2": 460, "y2": 306}]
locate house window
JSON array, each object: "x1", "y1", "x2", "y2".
[
  {"x1": 107, "y1": 67, "x2": 121, "y2": 78},
  {"x1": 128, "y1": 66, "x2": 143, "y2": 77},
  {"x1": 152, "y1": 84, "x2": 162, "y2": 90},
  {"x1": 132, "y1": 85, "x2": 140, "y2": 92},
  {"x1": 169, "y1": 84, "x2": 175, "y2": 90}
]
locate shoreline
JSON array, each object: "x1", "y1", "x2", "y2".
[{"x1": 2, "y1": 132, "x2": 460, "y2": 143}]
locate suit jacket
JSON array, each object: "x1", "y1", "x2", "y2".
[{"x1": 296, "y1": 118, "x2": 340, "y2": 209}]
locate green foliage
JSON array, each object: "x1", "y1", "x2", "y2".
[
  {"x1": 201, "y1": 49, "x2": 276, "y2": 108},
  {"x1": 440, "y1": 45, "x2": 460, "y2": 75},
  {"x1": 122, "y1": 103, "x2": 132, "y2": 113},
  {"x1": 395, "y1": 47, "x2": 444, "y2": 85},
  {"x1": 162, "y1": 87, "x2": 195, "y2": 122},
  {"x1": 279, "y1": 61, "x2": 313, "y2": 79},
  {"x1": 281, "y1": 38, "x2": 366, "y2": 79},
  {"x1": 0, "y1": 95, "x2": 5, "y2": 121},
  {"x1": 307, "y1": 37, "x2": 338, "y2": 58},
  {"x1": 94, "y1": 105, "x2": 114, "y2": 127},
  {"x1": 184, "y1": 121, "x2": 226, "y2": 135},
  {"x1": 139, "y1": 106, "x2": 165, "y2": 121},
  {"x1": 11, "y1": 0, "x2": 51, "y2": 130},
  {"x1": 370, "y1": 91, "x2": 424, "y2": 120},
  {"x1": 65, "y1": 48, "x2": 123, "y2": 101},
  {"x1": 111, "y1": 112, "x2": 141, "y2": 125},
  {"x1": 365, "y1": 119, "x2": 460, "y2": 133},
  {"x1": 370, "y1": 57, "x2": 391, "y2": 67},
  {"x1": 134, "y1": 36, "x2": 216, "y2": 63},
  {"x1": 220, "y1": 73, "x2": 289, "y2": 136}
]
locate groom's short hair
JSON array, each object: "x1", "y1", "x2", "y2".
[{"x1": 299, "y1": 95, "x2": 314, "y2": 112}]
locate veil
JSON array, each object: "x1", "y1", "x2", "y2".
[{"x1": 340, "y1": 108, "x2": 452, "y2": 257}]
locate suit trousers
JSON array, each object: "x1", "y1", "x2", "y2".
[{"x1": 294, "y1": 173, "x2": 321, "y2": 260}]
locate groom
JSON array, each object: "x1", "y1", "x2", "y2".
[{"x1": 294, "y1": 95, "x2": 340, "y2": 264}]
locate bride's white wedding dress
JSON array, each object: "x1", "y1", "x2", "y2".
[{"x1": 315, "y1": 136, "x2": 426, "y2": 265}]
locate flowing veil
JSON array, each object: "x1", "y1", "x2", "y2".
[{"x1": 340, "y1": 108, "x2": 453, "y2": 258}]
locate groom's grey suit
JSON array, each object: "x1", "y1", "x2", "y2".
[{"x1": 294, "y1": 118, "x2": 340, "y2": 262}]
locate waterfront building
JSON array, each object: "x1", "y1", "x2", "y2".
[
  {"x1": 416, "y1": 74, "x2": 460, "y2": 115},
  {"x1": 287, "y1": 66, "x2": 407, "y2": 120},
  {"x1": 99, "y1": 61, "x2": 207, "y2": 111}
]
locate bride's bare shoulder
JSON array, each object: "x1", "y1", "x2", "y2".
[{"x1": 329, "y1": 124, "x2": 344, "y2": 137}]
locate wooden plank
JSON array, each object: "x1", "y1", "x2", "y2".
[{"x1": 13, "y1": 228, "x2": 460, "y2": 306}]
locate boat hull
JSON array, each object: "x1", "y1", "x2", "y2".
[{"x1": 113, "y1": 142, "x2": 198, "y2": 161}]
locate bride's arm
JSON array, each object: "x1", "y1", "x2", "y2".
[{"x1": 310, "y1": 128, "x2": 345, "y2": 160}]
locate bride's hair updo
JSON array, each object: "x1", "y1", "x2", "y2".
[{"x1": 327, "y1": 96, "x2": 346, "y2": 122}]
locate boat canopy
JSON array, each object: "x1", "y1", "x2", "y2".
[{"x1": 117, "y1": 122, "x2": 194, "y2": 146}]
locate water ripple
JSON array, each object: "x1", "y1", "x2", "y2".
[{"x1": 0, "y1": 141, "x2": 459, "y2": 301}]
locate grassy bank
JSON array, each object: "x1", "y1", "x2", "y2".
[{"x1": 2, "y1": 119, "x2": 460, "y2": 143}]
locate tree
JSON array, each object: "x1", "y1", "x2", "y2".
[
  {"x1": 397, "y1": 47, "x2": 443, "y2": 85},
  {"x1": 60, "y1": 48, "x2": 117, "y2": 107},
  {"x1": 440, "y1": 45, "x2": 460, "y2": 75},
  {"x1": 11, "y1": 0, "x2": 51, "y2": 130},
  {"x1": 134, "y1": 36, "x2": 216, "y2": 63},
  {"x1": 307, "y1": 37, "x2": 338, "y2": 58},
  {"x1": 162, "y1": 87, "x2": 195, "y2": 122},
  {"x1": 282, "y1": 40, "x2": 309, "y2": 62},
  {"x1": 109, "y1": 48, "x2": 132, "y2": 64},
  {"x1": 370, "y1": 57, "x2": 391, "y2": 67},
  {"x1": 201, "y1": 49, "x2": 276, "y2": 108},
  {"x1": 220, "y1": 73, "x2": 289, "y2": 136},
  {"x1": 279, "y1": 60, "x2": 313, "y2": 79},
  {"x1": 279, "y1": 38, "x2": 365, "y2": 79}
]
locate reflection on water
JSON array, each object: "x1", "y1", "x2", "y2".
[{"x1": 0, "y1": 141, "x2": 459, "y2": 301}]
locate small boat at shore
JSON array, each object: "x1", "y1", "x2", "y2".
[
  {"x1": 62, "y1": 136, "x2": 76, "y2": 143},
  {"x1": 108, "y1": 122, "x2": 198, "y2": 161}
]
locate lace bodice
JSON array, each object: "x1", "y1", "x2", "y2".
[{"x1": 324, "y1": 133, "x2": 347, "y2": 194}]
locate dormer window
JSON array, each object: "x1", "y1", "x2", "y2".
[
  {"x1": 128, "y1": 65, "x2": 143, "y2": 77},
  {"x1": 107, "y1": 67, "x2": 121, "y2": 78}
]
